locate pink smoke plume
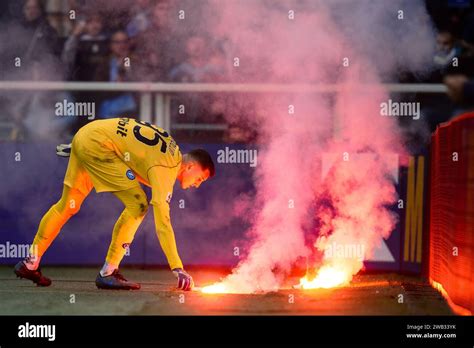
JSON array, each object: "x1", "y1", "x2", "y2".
[{"x1": 197, "y1": 0, "x2": 435, "y2": 293}]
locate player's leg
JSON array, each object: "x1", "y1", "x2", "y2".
[
  {"x1": 62, "y1": 129, "x2": 144, "y2": 289},
  {"x1": 95, "y1": 186, "x2": 149, "y2": 290},
  {"x1": 14, "y1": 143, "x2": 93, "y2": 286},
  {"x1": 14, "y1": 185, "x2": 91, "y2": 285},
  {"x1": 32, "y1": 185, "x2": 89, "y2": 262}
]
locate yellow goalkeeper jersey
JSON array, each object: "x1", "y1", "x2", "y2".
[{"x1": 65, "y1": 117, "x2": 184, "y2": 269}]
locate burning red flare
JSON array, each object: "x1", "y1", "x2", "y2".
[
  {"x1": 297, "y1": 265, "x2": 352, "y2": 289},
  {"x1": 200, "y1": 283, "x2": 229, "y2": 294}
]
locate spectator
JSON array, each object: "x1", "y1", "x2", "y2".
[
  {"x1": 169, "y1": 35, "x2": 226, "y2": 82},
  {"x1": 62, "y1": 13, "x2": 109, "y2": 134},
  {"x1": 433, "y1": 30, "x2": 463, "y2": 68},
  {"x1": 5, "y1": 0, "x2": 62, "y2": 140},
  {"x1": 133, "y1": 1, "x2": 177, "y2": 81},
  {"x1": 168, "y1": 35, "x2": 229, "y2": 136},
  {"x1": 95, "y1": 30, "x2": 137, "y2": 118},
  {"x1": 126, "y1": 0, "x2": 152, "y2": 38},
  {"x1": 415, "y1": 72, "x2": 474, "y2": 134},
  {"x1": 62, "y1": 13, "x2": 108, "y2": 81},
  {"x1": 95, "y1": 31, "x2": 133, "y2": 82},
  {"x1": 14, "y1": 0, "x2": 61, "y2": 79}
]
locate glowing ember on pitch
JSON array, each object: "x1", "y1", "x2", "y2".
[
  {"x1": 297, "y1": 265, "x2": 352, "y2": 289},
  {"x1": 200, "y1": 283, "x2": 229, "y2": 294}
]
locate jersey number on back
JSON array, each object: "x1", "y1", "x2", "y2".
[{"x1": 133, "y1": 121, "x2": 169, "y2": 153}]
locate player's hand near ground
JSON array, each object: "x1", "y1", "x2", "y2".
[{"x1": 172, "y1": 268, "x2": 194, "y2": 291}]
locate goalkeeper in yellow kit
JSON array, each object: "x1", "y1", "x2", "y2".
[{"x1": 14, "y1": 118, "x2": 215, "y2": 291}]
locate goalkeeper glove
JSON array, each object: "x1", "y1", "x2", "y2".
[{"x1": 172, "y1": 268, "x2": 194, "y2": 291}]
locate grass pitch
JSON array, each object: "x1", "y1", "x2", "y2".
[{"x1": 0, "y1": 266, "x2": 453, "y2": 315}]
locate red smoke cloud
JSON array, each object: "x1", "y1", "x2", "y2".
[{"x1": 198, "y1": 0, "x2": 435, "y2": 293}]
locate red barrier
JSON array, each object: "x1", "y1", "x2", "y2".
[{"x1": 429, "y1": 111, "x2": 474, "y2": 316}]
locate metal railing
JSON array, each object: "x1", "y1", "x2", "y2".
[{"x1": 0, "y1": 81, "x2": 448, "y2": 134}]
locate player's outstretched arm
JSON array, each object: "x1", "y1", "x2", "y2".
[
  {"x1": 149, "y1": 166, "x2": 193, "y2": 291},
  {"x1": 152, "y1": 202, "x2": 194, "y2": 291},
  {"x1": 152, "y1": 203, "x2": 183, "y2": 270}
]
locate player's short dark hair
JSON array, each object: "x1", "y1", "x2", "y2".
[{"x1": 187, "y1": 149, "x2": 215, "y2": 177}]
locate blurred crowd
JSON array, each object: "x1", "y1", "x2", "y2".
[
  {"x1": 393, "y1": 0, "x2": 474, "y2": 151},
  {"x1": 0, "y1": 0, "x2": 473, "y2": 144},
  {"x1": 0, "y1": 0, "x2": 243, "y2": 141},
  {"x1": 424, "y1": 1, "x2": 474, "y2": 113},
  {"x1": 0, "y1": 0, "x2": 230, "y2": 83}
]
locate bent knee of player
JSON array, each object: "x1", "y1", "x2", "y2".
[
  {"x1": 55, "y1": 194, "x2": 84, "y2": 216},
  {"x1": 55, "y1": 201, "x2": 82, "y2": 217},
  {"x1": 129, "y1": 200, "x2": 149, "y2": 218},
  {"x1": 139, "y1": 202, "x2": 149, "y2": 217}
]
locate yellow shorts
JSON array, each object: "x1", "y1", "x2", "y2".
[{"x1": 63, "y1": 125, "x2": 140, "y2": 195}]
